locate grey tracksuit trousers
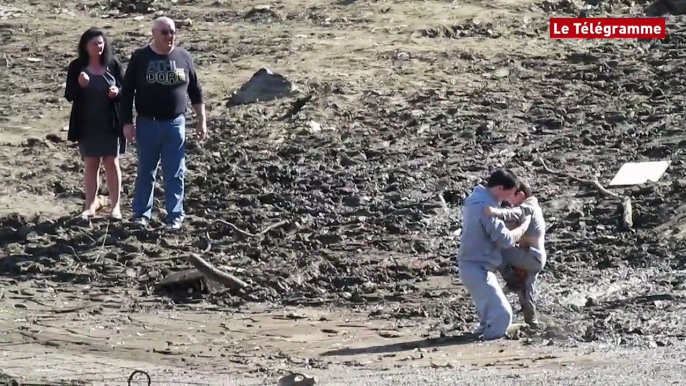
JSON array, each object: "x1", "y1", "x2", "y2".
[
  {"x1": 494, "y1": 197, "x2": 547, "y2": 324},
  {"x1": 459, "y1": 261, "x2": 513, "y2": 340},
  {"x1": 500, "y1": 246, "x2": 546, "y2": 323}
]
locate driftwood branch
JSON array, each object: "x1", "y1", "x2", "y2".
[
  {"x1": 187, "y1": 253, "x2": 249, "y2": 291},
  {"x1": 536, "y1": 157, "x2": 633, "y2": 229},
  {"x1": 213, "y1": 219, "x2": 289, "y2": 238},
  {"x1": 621, "y1": 196, "x2": 633, "y2": 229}
]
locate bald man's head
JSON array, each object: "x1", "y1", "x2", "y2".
[
  {"x1": 153, "y1": 17, "x2": 175, "y2": 30},
  {"x1": 151, "y1": 16, "x2": 176, "y2": 53}
]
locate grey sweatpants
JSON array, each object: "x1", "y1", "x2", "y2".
[
  {"x1": 459, "y1": 261, "x2": 513, "y2": 340},
  {"x1": 500, "y1": 247, "x2": 546, "y2": 323}
]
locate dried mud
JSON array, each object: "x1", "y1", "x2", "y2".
[{"x1": 1, "y1": 0, "x2": 686, "y2": 383}]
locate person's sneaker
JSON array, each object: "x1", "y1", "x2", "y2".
[
  {"x1": 472, "y1": 324, "x2": 486, "y2": 335},
  {"x1": 165, "y1": 220, "x2": 183, "y2": 231},
  {"x1": 132, "y1": 217, "x2": 148, "y2": 226},
  {"x1": 525, "y1": 318, "x2": 542, "y2": 330}
]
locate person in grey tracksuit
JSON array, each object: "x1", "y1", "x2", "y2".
[
  {"x1": 485, "y1": 180, "x2": 545, "y2": 327},
  {"x1": 457, "y1": 170, "x2": 532, "y2": 340}
]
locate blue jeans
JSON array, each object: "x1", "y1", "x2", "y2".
[{"x1": 132, "y1": 115, "x2": 186, "y2": 223}]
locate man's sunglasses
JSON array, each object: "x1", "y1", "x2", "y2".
[{"x1": 158, "y1": 29, "x2": 176, "y2": 36}]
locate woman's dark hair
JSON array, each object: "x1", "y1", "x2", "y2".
[
  {"x1": 77, "y1": 27, "x2": 113, "y2": 66},
  {"x1": 517, "y1": 180, "x2": 532, "y2": 197}
]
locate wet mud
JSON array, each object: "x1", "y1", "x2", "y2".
[{"x1": 0, "y1": 2, "x2": 686, "y2": 382}]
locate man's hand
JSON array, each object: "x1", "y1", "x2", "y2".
[
  {"x1": 108, "y1": 86, "x2": 119, "y2": 99},
  {"x1": 195, "y1": 120, "x2": 207, "y2": 141},
  {"x1": 123, "y1": 124, "x2": 135, "y2": 142},
  {"x1": 517, "y1": 240, "x2": 531, "y2": 252},
  {"x1": 510, "y1": 215, "x2": 532, "y2": 242},
  {"x1": 78, "y1": 72, "x2": 90, "y2": 88}
]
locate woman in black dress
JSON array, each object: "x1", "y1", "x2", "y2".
[{"x1": 64, "y1": 27, "x2": 126, "y2": 220}]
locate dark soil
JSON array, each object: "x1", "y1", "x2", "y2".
[{"x1": 1, "y1": 0, "x2": 685, "y2": 352}]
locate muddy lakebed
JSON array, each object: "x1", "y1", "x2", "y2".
[{"x1": 1, "y1": 0, "x2": 686, "y2": 383}]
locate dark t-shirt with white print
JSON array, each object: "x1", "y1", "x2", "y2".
[{"x1": 120, "y1": 45, "x2": 203, "y2": 124}]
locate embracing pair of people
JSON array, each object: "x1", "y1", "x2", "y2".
[
  {"x1": 457, "y1": 169, "x2": 547, "y2": 340},
  {"x1": 64, "y1": 17, "x2": 207, "y2": 230}
]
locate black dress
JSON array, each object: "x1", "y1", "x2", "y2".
[
  {"x1": 78, "y1": 68, "x2": 122, "y2": 158},
  {"x1": 64, "y1": 58, "x2": 126, "y2": 157}
]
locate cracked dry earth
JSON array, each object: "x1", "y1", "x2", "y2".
[{"x1": 1, "y1": 0, "x2": 686, "y2": 384}]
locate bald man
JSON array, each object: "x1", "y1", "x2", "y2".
[{"x1": 120, "y1": 17, "x2": 207, "y2": 230}]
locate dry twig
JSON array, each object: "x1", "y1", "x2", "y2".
[
  {"x1": 536, "y1": 157, "x2": 633, "y2": 229},
  {"x1": 93, "y1": 219, "x2": 111, "y2": 264},
  {"x1": 213, "y1": 219, "x2": 288, "y2": 238},
  {"x1": 187, "y1": 253, "x2": 249, "y2": 291}
]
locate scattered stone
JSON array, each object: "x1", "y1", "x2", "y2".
[
  {"x1": 226, "y1": 68, "x2": 297, "y2": 106},
  {"x1": 305, "y1": 120, "x2": 321, "y2": 134},
  {"x1": 277, "y1": 372, "x2": 316, "y2": 386},
  {"x1": 24, "y1": 136, "x2": 47, "y2": 147},
  {"x1": 285, "y1": 312, "x2": 307, "y2": 320},
  {"x1": 46, "y1": 133, "x2": 62, "y2": 143},
  {"x1": 429, "y1": 361, "x2": 455, "y2": 369},
  {"x1": 494, "y1": 67, "x2": 510, "y2": 78},
  {"x1": 109, "y1": 0, "x2": 156, "y2": 14},
  {"x1": 418, "y1": 20, "x2": 500, "y2": 39},
  {"x1": 378, "y1": 330, "x2": 402, "y2": 338},
  {"x1": 175, "y1": 18, "x2": 193, "y2": 28},
  {"x1": 392, "y1": 51, "x2": 410, "y2": 61},
  {"x1": 244, "y1": 5, "x2": 283, "y2": 22}
]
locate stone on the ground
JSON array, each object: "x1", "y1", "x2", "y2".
[
  {"x1": 226, "y1": 68, "x2": 297, "y2": 106},
  {"x1": 277, "y1": 372, "x2": 316, "y2": 386},
  {"x1": 108, "y1": 0, "x2": 156, "y2": 14}
]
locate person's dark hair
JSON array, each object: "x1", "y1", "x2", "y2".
[
  {"x1": 486, "y1": 169, "x2": 518, "y2": 190},
  {"x1": 516, "y1": 180, "x2": 532, "y2": 198},
  {"x1": 77, "y1": 27, "x2": 113, "y2": 66}
]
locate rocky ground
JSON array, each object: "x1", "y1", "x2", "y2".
[{"x1": 1, "y1": 0, "x2": 686, "y2": 384}]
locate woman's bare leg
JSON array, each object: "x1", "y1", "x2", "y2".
[
  {"x1": 103, "y1": 155, "x2": 122, "y2": 218},
  {"x1": 82, "y1": 157, "x2": 101, "y2": 218}
]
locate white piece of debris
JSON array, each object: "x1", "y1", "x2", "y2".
[
  {"x1": 306, "y1": 120, "x2": 321, "y2": 133},
  {"x1": 609, "y1": 161, "x2": 671, "y2": 186},
  {"x1": 494, "y1": 67, "x2": 510, "y2": 78},
  {"x1": 226, "y1": 68, "x2": 297, "y2": 106}
]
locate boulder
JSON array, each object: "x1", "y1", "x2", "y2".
[{"x1": 226, "y1": 68, "x2": 297, "y2": 106}]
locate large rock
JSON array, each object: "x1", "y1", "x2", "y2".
[{"x1": 226, "y1": 68, "x2": 297, "y2": 107}]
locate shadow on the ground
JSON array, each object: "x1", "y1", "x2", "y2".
[{"x1": 320, "y1": 334, "x2": 478, "y2": 356}]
